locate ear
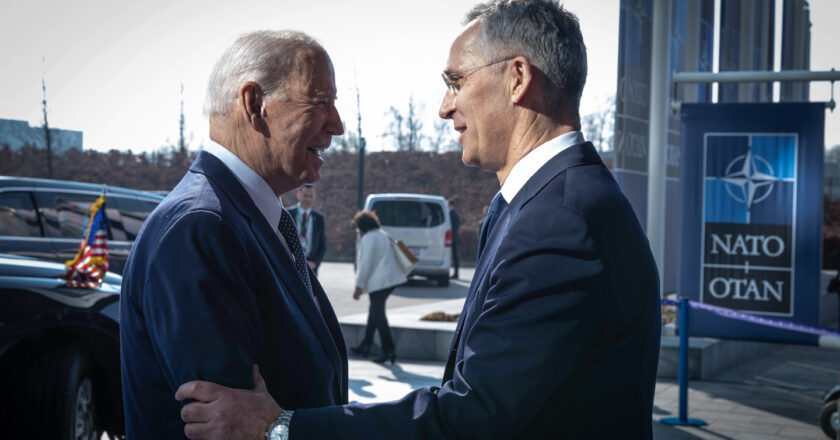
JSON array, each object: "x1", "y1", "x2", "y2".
[
  {"x1": 238, "y1": 81, "x2": 268, "y2": 134},
  {"x1": 508, "y1": 56, "x2": 533, "y2": 105}
]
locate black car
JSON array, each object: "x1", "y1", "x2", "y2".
[
  {"x1": 0, "y1": 176, "x2": 164, "y2": 274},
  {"x1": 0, "y1": 254, "x2": 123, "y2": 439}
]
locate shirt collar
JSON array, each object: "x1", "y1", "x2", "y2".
[
  {"x1": 297, "y1": 204, "x2": 311, "y2": 216},
  {"x1": 202, "y1": 141, "x2": 284, "y2": 230},
  {"x1": 500, "y1": 131, "x2": 584, "y2": 203}
]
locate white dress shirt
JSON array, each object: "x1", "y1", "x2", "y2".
[
  {"x1": 202, "y1": 141, "x2": 292, "y2": 257},
  {"x1": 499, "y1": 131, "x2": 585, "y2": 203}
]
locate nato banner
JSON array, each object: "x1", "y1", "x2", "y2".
[{"x1": 680, "y1": 103, "x2": 824, "y2": 344}]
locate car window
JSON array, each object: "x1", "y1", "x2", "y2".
[
  {"x1": 110, "y1": 196, "x2": 159, "y2": 240},
  {"x1": 371, "y1": 201, "x2": 445, "y2": 227},
  {"x1": 36, "y1": 191, "x2": 103, "y2": 239},
  {"x1": 0, "y1": 191, "x2": 42, "y2": 237}
]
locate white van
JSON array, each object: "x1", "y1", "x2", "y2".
[{"x1": 364, "y1": 193, "x2": 452, "y2": 286}]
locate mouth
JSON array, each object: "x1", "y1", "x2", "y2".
[
  {"x1": 307, "y1": 146, "x2": 327, "y2": 158},
  {"x1": 454, "y1": 125, "x2": 466, "y2": 143}
]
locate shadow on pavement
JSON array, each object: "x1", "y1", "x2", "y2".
[
  {"x1": 390, "y1": 278, "x2": 470, "y2": 300},
  {"x1": 653, "y1": 423, "x2": 739, "y2": 440},
  {"x1": 653, "y1": 343, "x2": 838, "y2": 439},
  {"x1": 377, "y1": 363, "x2": 442, "y2": 389},
  {"x1": 348, "y1": 378, "x2": 376, "y2": 399}
]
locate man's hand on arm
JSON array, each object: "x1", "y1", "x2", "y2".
[
  {"x1": 176, "y1": 365, "x2": 284, "y2": 440},
  {"x1": 307, "y1": 260, "x2": 316, "y2": 270}
]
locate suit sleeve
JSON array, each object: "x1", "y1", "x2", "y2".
[
  {"x1": 292, "y1": 203, "x2": 605, "y2": 439},
  {"x1": 141, "y1": 211, "x2": 262, "y2": 395},
  {"x1": 310, "y1": 212, "x2": 326, "y2": 264}
]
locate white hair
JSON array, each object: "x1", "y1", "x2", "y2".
[{"x1": 204, "y1": 30, "x2": 322, "y2": 118}]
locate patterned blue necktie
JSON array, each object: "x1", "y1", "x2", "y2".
[
  {"x1": 278, "y1": 210, "x2": 313, "y2": 297},
  {"x1": 477, "y1": 193, "x2": 508, "y2": 259}
]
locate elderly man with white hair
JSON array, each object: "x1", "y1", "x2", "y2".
[{"x1": 119, "y1": 30, "x2": 347, "y2": 439}]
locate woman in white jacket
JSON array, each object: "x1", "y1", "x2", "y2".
[{"x1": 350, "y1": 210, "x2": 407, "y2": 364}]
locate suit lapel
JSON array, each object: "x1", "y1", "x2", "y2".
[
  {"x1": 311, "y1": 277, "x2": 348, "y2": 403},
  {"x1": 190, "y1": 152, "x2": 345, "y2": 393},
  {"x1": 442, "y1": 142, "x2": 602, "y2": 382}
]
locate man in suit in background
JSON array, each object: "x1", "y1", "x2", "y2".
[
  {"x1": 177, "y1": 1, "x2": 661, "y2": 438},
  {"x1": 120, "y1": 30, "x2": 347, "y2": 439},
  {"x1": 447, "y1": 198, "x2": 460, "y2": 279},
  {"x1": 288, "y1": 184, "x2": 326, "y2": 275}
]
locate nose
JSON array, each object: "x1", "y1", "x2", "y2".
[
  {"x1": 326, "y1": 104, "x2": 344, "y2": 136},
  {"x1": 438, "y1": 89, "x2": 455, "y2": 120}
]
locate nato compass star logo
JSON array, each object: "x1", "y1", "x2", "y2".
[{"x1": 720, "y1": 151, "x2": 779, "y2": 208}]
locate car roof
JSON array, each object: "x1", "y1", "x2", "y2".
[
  {"x1": 0, "y1": 176, "x2": 164, "y2": 200},
  {"x1": 366, "y1": 193, "x2": 447, "y2": 203}
]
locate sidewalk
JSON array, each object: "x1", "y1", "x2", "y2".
[{"x1": 348, "y1": 342, "x2": 839, "y2": 439}]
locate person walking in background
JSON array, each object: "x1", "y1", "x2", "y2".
[
  {"x1": 349, "y1": 210, "x2": 407, "y2": 364},
  {"x1": 448, "y1": 198, "x2": 461, "y2": 279},
  {"x1": 288, "y1": 184, "x2": 326, "y2": 275}
]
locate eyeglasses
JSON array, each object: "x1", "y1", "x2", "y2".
[{"x1": 441, "y1": 56, "x2": 516, "y2": 95}]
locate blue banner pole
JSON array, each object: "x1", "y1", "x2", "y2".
[{"x1": 661, "y1": 298, "x2": 707, "y2": 426}]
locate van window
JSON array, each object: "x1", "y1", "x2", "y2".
[
  {"x1": 0, "y1": 192, "x2": 41, "y2": 237},
  {"x1": 110, "y1": 197, "x2": 159, "y2": 240},
  {"x1": 371, "y1": 201, "x2": 444, "y2": 227}
]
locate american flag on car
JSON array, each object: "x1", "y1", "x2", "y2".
[{"x1": 64, "y1": 192, "x2": 109, "y2": 288}]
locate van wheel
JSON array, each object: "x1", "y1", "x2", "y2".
[
  {"x1": 820, "y1": 399, "x2": 839, "y2": 439},
  {"x1": 436, "y1": 275, "x2": 449, "y2": 287}
]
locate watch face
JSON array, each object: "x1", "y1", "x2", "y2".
[{"x1": 269, "y1": 424, "x2": 289, "y2": 440}]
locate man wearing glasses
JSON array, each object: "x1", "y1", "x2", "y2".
[{"x1": 176, "y1": 1, "x2": 661, "y2": 438}]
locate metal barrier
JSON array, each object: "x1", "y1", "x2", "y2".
[{"x1": 658, "y1": 297, "x2": 840, "y2": 427}]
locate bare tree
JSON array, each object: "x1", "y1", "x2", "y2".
[
  {"x1": 581, "y1": 95, "x2": 616, "y2": 153},
  {"x1": 41, "y1": 59, "x2": 53, "y2": 179},
  {"x1": 431, "y1": 119, "x2": 459, "y2": 153},
  {"x1": 405, "y1": 97, "x2": 423, "y2": 152},
  {"x1": 384, "y1": 96, "x2": 424, "y2": 151},
  {"x1": 329, "y1": 122, "x2": 359, "y2": 153},
  {"x1": 384, "y1": 106, "x2": 406, "y2": 150},
  {"x1": 178, "y1": 81, "x2": 187, "y2": 155}
]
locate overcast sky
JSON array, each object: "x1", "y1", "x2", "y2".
[{"x1": 1, "y1": 0, "x2": 838, "y2": 154}]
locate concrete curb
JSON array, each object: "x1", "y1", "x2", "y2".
[{"x1": 339, "y1": 298, "x2": 776, "y2": 379}]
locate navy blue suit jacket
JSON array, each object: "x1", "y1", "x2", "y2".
[
  {"x1": 292, "y1": 142, "x2": 660, "y2": 439},
  {"x1": 120, "y1": 152, "x2": 347, "y2": 439},
  {"x1": 287, "y1": 206, "x2": 326, "y2": 267}
]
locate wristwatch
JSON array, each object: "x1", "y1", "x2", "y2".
[{"x1": 265, "y1": 410, "x2": 294, "y2": 440}]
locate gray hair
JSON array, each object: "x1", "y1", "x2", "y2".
[
  {"x1": 465, "y1": 0, "x2": 587, "y2": 113},
  {"x1": 204, "y1": 30, "x2": 323, "y2": 118}
]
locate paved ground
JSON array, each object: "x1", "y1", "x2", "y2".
[
  {"x1": 652, "y1": 343, "x2": 839, "y2": 440},
  {"x1": 317, "y1": 261, "x2": 473, "y2": 317},
  {"x1": 347, "y1": 343, "x2": 839, "y2": 439},
  {"x1": 322, "y1": 262, "x2": 839, "y2": 438}
]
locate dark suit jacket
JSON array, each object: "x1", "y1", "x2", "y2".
[
  {"x1": 449, "y1": 208, "x2": 460, "y2": 245},
  {"x1": 292, "y1": 142, "x2": 660, "y2": 439},
  {"x1": 119, "y1": 152, "x2": 347, "y2": 439},
  {"x1": 288, "y1": 206, "x2": 326, "y2": 268}
]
